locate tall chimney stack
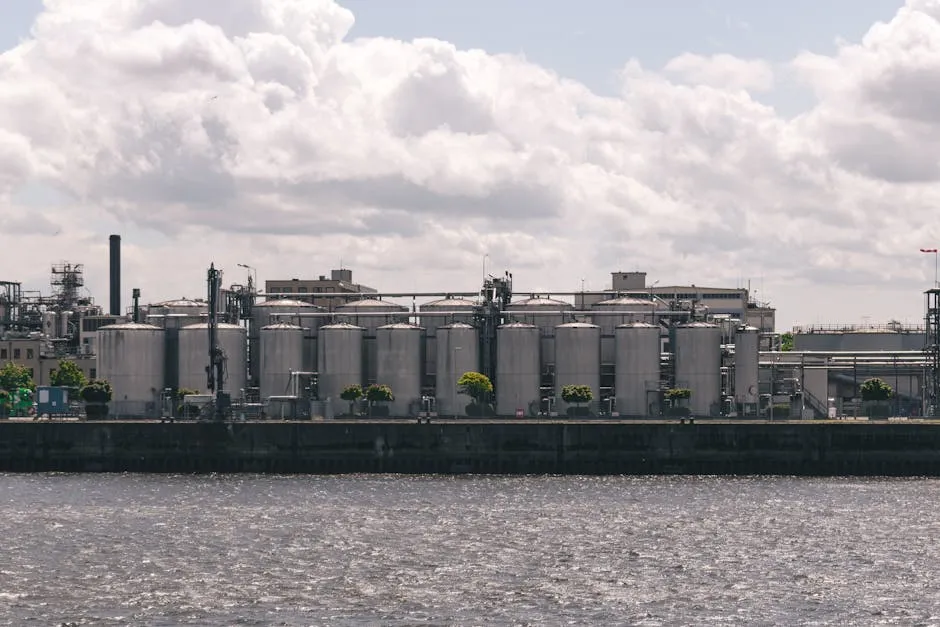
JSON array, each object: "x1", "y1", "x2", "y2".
[{"x1": 109, "y1": 234, "x2": 121, "y2": 316}]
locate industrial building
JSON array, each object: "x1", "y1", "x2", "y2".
[{"x1": 1, "y1": 235, "x2": 937, "y2": 421}]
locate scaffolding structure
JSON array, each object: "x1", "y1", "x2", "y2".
[{"x1": 925, "y1": 289, "x2": 940, "y2": 416}]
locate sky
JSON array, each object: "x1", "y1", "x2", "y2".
[{"x1": 1, "y1": 0, "x2": 936, "y2": 331}]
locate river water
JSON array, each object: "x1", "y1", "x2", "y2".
[{"x1": 1, "y1": 474, "x2": 938, "y2": 625}]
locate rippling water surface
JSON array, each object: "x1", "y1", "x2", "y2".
[{"x1": 1, "y1": 474, "x2": 940, "y2": 625}]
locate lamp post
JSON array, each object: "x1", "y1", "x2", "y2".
[
  {"x1": 237, "y1": 263, "x2": 257, "y2": 293},
  {"x1": 453, "y1": 346, "x2": 462, "y2": 418}
]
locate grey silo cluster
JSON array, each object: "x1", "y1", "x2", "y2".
[
  {"x1": 554, "y1": 322, "x2": 601, "y2": 413},
  {"x1": 733, "y1": 326, "x2": 760, "y2": 413},
  {"x1": 591, "y1": 297, "x2": 660, "y2": 363},
  {"x1": 506, "y1": 297, "x2": 573, "y2": 366},
  {"x1": 436, "y1": 323, "x2": 480, "y2": 416},
  {"x1": 259, "y1": 323, "x2": 304, "y2": 400},
  {"x1": 177, "y1": 323, "x2": 247, "y2": 394},
  {"x1": 250, "y1": 299, "x2": 319, "y2": 383},
  {"x1": 317, "y1": 323, "x2": 365, "y2": 405},
  {"x1": 97, "y1": 322, "x2": 166, "y2": 417},
  {"x1": 673, "y1": 322, "x2": 723, "y2": 416},
  {"x1": 146, "y1": 299, "x2": 209, "y2": 390},
  {"x1": 496, "y1": 322, "x2": 541, "y2": 416},
  {"x1": 419, "y1": 297, "x2": 477, "y2": 380},
  {"x1": 615, "y1": 323, "x2": 661, "y2": 417},
  {"x1": 375, "y1": 323, "x2": 424, "y2": 416},
  {"x1": 336, "y1": 298, "x2": 409, "y2": 384}
]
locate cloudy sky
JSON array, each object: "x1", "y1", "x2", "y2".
[{"x1": 1, "y1": 0, "x2": 936, "y2": 330}]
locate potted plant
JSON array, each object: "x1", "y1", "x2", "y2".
[
  {"x1": 80, "y1": 380, "x2": 113, "y2": 420},
  {"x1": 860, "y1": 378, "x2": 893, "y2": 419},
  {"x1": 340, "y1": 384, "x2": 363, "y2": 417},
  {"x1": 365, "y1": 384, "x2": 394, "y2": 417},
  {"x1": 664, "y1": 388, "x2": 692, "y2": 417},
  {"x1": 561, "y1": 384, "x2": 594, "y2": 417},
  {"x1": 457, "y1": 372, "x2": 494, "y2": 417}
]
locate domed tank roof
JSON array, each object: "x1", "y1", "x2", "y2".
[
  {"x1": 616, "y1": 322, "x2": 659, "y2": 329},
  {"x1": 498, "y1": 322, "x2": 539, "y2": 329},
  {"x1": 152, "y1": 299, "x2": 205, "y2": 308},
  {"x1": 439, "y1": 322, "x2": 476, "y2": 330},
  {"x1": 508, "y1": 297, "x2": 572, "y2": 308},
  {"x1": 260, "y1": 322, "x2": 304, "y2": 331},
  {"x1": 377, "y1": 322, "x2": 424, "y2": 331},
  {"x1": 320, "y1": 322, "x2": 365, "y2": 331},
  {"x1": 678, "y1": 321, "x2": 718, "y2": 329},
  {"x1": 421, "y1": 297, "x2": 478, "y2": 309},
  {"x1": 337, "y1": 298, "x2": 408, "y2": 311},
  {"x1": 556, "y1": 322, "x2": 600, "y2": 329},
  {"x1": 99, "y1": 322, "x2": 162, "y2": 331},
  {"x1": 254, "y1": 298, "x2": 316, "y2": 308}
]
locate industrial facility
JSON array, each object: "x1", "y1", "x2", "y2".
[{"x1": 0, "y1": 235, "x2": 935, "y2": 421}]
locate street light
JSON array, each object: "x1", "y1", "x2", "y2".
[{"x1": 237, "y1": 263, "x2": 257, "y2": 293}]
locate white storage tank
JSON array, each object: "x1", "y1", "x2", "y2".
[
  {"x1": 435, "y1": 323, "x2": 480, "y2": 416},
  {"x1": 506, "y1": 296, "x2": 573, "y2": 370},
  {"x1": 337, "y1": 298, "x2": 409, "y2": 384},
  {"x1": 420, "y1": 297, "x2": 477, "y2": 379},
  {"x1": 177, "y1": 323, "x2": 248, "y2": 396},
  {"x1": 673, "y1": 322, "x2": 722, "y2": 416},
  {"x1": 376, "y1": 323, "x2": 424, "y2": 416},
  {"x1": 317, "y1": 322, "x2": 365, "y2": 408},
  {"x1": 250, "y1": 299, "x2": 320, "y2": 383},
  {"x1": 591, "y1": 297, "x2": 660, "y2": 364},
  {"x1": 97, "y1": 322, "x2": 165, "y2": 417},
  {"x1": 734, "y1": 325, "x2": 760, "y2": 414},
  {"x1": 146, "y1": 299, "x2": 208, "y2": 329},
  {"x1": 615, "y1": 323, "x2": 661, "y2": 417},
  {"x1": 259, "y1": 323, "x2": 304, "y2": 402},
  {"x1": 496, "y1": 322, "x2": 541, "y2": 417},
  {"x1": 554, "y1": 322, "x2": 601, "y2": 415}
]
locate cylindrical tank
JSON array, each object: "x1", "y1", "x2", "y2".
[
  {"x1": 250, "y1": 299, "x2": 321, "y2": 384},
  {"x1": 42, "y1": 312, "x2": 57, "y2": 337},
  {"x1": 506, "y1": 296, "x2": 573, "y2": 371},
  {"x1": 177, "y1": 323, "x2": 248, "y2": 395},
  {"x1": 554, "y1": 322, "x2": 601, "y2": 415},
  {"x1": 673, "y1": 322, "x2": 722, "y2": 416},
  {"x1": 734, "y1": 326, "x2": 760, "y2": 413},
  {"x1": 259, "y1": 323, "x2": 304, "y2": 402},
  {"x1": 615, "y1": 323, "x2": 661, "y2": 417},
  {"x1": 97, "y1": 322, "x2": 165, "y2": 417},
  {"x1": 376, "y1": 323, "x2": 424, "y2": 416},
  {"x1": 317, "y1": 323, "x2": 365, "y2": 408},
  {"x1": 420, "y1": 297, "x2": 478, "y2": 379},
  {"x1": 435, "y1": 323, "x2": 480, "y2": 416},
  {"x1": 591, "y1": 297, "x2": 660, "y2": 364},
  {"x1": 337, "y1": 298, "x2": 409, "y2": 384},
  {"x1": 496, "y1": 322, "x2": 541, "y2": 416}
]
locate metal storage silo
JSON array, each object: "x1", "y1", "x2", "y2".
[
  {"x1": 146, "y1": 299, "x2": 208, "y2": 328},
  {"x1": 673, "y1": 322, "x2": 722, "y2": 416},
  {"x1": 435, "y1": 323, "x2": 480, "y2": 416},
  {"x1": 615, "y1": 323, "x2": 662, "y2": 417},
  {"x1": 250, "y1": 299, "x2": 320, "y2": 384},
  {"x1": 591, "y1": 297, "x2": 660, "y2": 364},
  {"x1": 337, "y1": 299, "x2": 409, "y2": 384},
  {"x1": 178, "y1": 323, "x2": 247, "y2": 396},
  {"x1": 496, "y1": 322, "x2": 541, "y2": 417},
  {"x1": 506, "y1": 297, "x2": 573, "y2": 369},
  {"x1": 317, "y1": 323, "x2": 365, "y2": 408},
  {"x1": 376, "y1": 323, "x2": 424, "y2": 417},
  {"x1": 97, "y1": 322, "x2": 165, "y2": 418},
  {"x1": 259, "y1": 323, "x2": 304, "y2": 402},
  {"x1": 554, "y1": 322, "x2": 601, "y2": 415},
  {"x1": 420, "y1": 297, "x2": 478, "y2": 381},
  {"x1": 734, "y1": 325, "x2": 760, "y2": 415}
]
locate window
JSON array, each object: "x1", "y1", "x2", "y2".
[
  {"x1": 13, "y1": 348, "x2": 20, "y2": 359},
  {"x1": 298, "y1": 287, "x2": 308, "y2": 293},
  {"x1": 28, "y1": 368, "x2": 34, "y2": 378},
  {"x1": 26, "y1": 349, "x2": 34, "y2": 359},
  {"x1": 0, "y1": 349, "x2": 6, "y2": 359},
  {"x1": 90, "y1": 368, "x2": 96, "y2": 379}
]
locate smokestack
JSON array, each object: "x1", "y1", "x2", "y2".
[{"x1": 109, "y1": 234, "x2": 121, "y2": 316}]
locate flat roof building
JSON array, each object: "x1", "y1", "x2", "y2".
[{"x1": 265, "y1": 269, "x2": 377, "y2": 310}]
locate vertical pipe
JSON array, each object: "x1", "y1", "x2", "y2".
[{"x1": 109, "y1": 235, "x2": 121, "y2": 316}]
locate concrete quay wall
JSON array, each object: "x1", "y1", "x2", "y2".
[{"x1": 2, "y1": 420, "x2": 940, "y2": 476}]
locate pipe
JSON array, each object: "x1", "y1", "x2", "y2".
[{"x1": 109, "y1": 234, "x2": 121, "y2": 316}]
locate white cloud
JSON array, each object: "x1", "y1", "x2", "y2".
[
  {"x1": 663, "y1": 53, "x2": 774, "y2": 92},
  {"x1": 0, "y1": 0, "x2": 939, "y2": 329}
]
